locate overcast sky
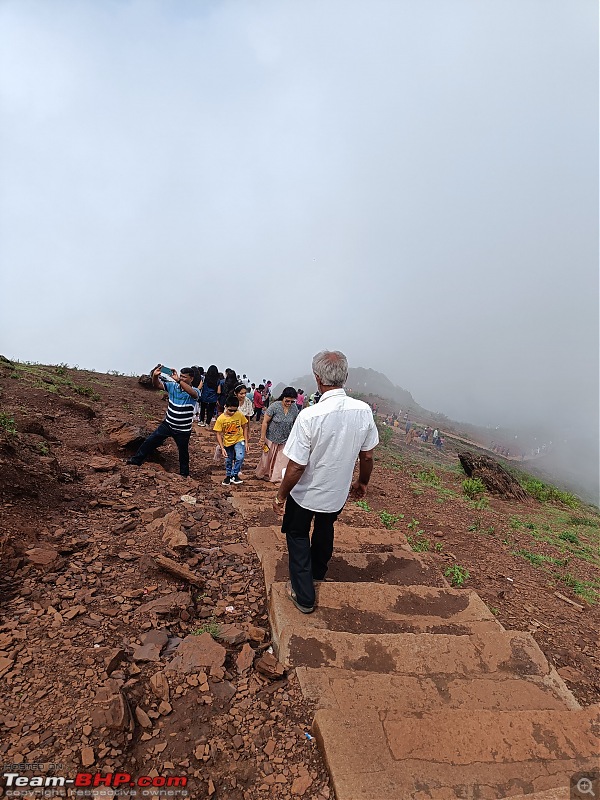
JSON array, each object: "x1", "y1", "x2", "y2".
[{"x1": 1, "y1": 0, "x2": 597, "y2": 434}]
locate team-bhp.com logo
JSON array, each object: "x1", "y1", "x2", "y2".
[{"x1": 3, "y1": 772, "x2": 188, "y2": 796}]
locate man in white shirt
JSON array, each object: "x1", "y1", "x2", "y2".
[{"x1": 273, "y1": 350, "x2": 379, "y2": 613}]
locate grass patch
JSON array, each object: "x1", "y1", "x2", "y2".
[
  {"x1": 407, "y1": 533, "x2": 430, "y2": 552},
  {"x1": 193, "y1": 619, "x2": 221, "y2": 638},
  {"x1": 470, "y1": 496, "x2": 489, "y2": 510},
  {"x1": 355, "y1": 500, "x2": 371, "y2": 512},
  {"x1": 462, "y1": 478, "x2": 486, "y2": 500},
  {"x1": 0, "y1": 413, "x2": 17, "y2": 435},
  {"x1": 380, "y1": 510, "x2": 404, "y2": 529},
  {"x1": 559, "y1": 573, "x2": 599, "y2": 604},
  {"x1": 444, "y1": 564, "x2": 470, "y2": 587},
  {"x1": 416, "y1": 467, "x2": 441, "y2": 487},
  {"x1": 520, "y1": 477, "x2": 578, "y2": 508}
]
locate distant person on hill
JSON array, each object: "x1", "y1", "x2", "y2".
[
  {"x1": 222, "y1": 368, "x2": 238, "y2": 404},
  {"x1": 296, "y1": 389, "x2": 305, "y2": 412},
  {"x1": 435, "y1": 434, "x2": 443, "y2": 451},
  {"x1": 256, "y1": 387, "x2": 299, "y2": 483},
  {"x1": 272, "y1": 351, "x2": 378, "y2": 614},
  {"x1": 253, "y1": 384, "x2": 266, "y2": 422},
  {"x1": 213, "y1": 395, "x2": 249, "y2": 486},
  {"x1": 198, "y1": 364, "x2": 221, "y2": 428},
  {"x1": 127, "y1": 365, "x2": 202, "y2": 477}
]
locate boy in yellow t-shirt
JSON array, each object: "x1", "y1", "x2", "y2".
[{"x1": 213, "y1": 395, "x2": 250, "y2": 486}]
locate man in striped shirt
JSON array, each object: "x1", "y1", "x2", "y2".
[{"x1": 127, "y1": 365, "x2": 201, "y2": 477}]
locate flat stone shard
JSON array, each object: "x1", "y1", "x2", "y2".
[
  {"x1": 135, "y1": 706, "x2": 152, "y2": 728},
  {"x1": 255, "y1": 652, "x2": 285, "y2": 680},
  {"x1": 236, "y1": 643, "x2": 255, "y2": 674},
  {"x1": 161, "y1": 526, "x2": 188, "y2": 549},
  {"x1": 91, "y1": 680, "x2": 130, "y2": 730},
  {"x1": 217, "y1": 624, "x2": 248, "y2": 645},
  {"x1": 166, "y1": 633, "x2": 226, "y2": 674},
  {"x1": 149, "y1": 671, "x2": 170, "y2": 702},
  {"x1": 109, "y1": 422, "x2": 147, "y2": 447},
  {"x1": 26, "y1": 547, "x2": 58, "y2": 566},
  {"x1": 136, "y1": 591, "x2": 191, "y2": 616},
  {"x1": 132, "y1": 629, "x2": 168, "y2": 662},
  {"x1": 89, "y1": 456, "x2": 118, "y2": 471}
]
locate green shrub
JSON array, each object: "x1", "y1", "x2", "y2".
[
  {"x1": 444, "y1": 564, "x2": 470, "y2": 587},
  {"x1": 558, "y1": 531, "x2": 579, "y2": 545},
  {"x1": 462, "y1": 478, "x2": 486, "y2": 500},
  {"x1": 355, "y1": 500, "x2": 371, "y2": 512},
  {"x1": 380, "y1": 510, "x2": 404, "y2": 529},
  {"x1": 417, "y1": 467, "x2": 441, "y2": 487},
  {"x1": 0, "y1": 413, "x2": 17, "y2": 435},
  {"x1": 521, "y1": 477, "x2": 578, "y2": 508},
  {"x1": 408, "y1": 534, "x2": 430, "y2": 552},
  {"x1": 377, "y1": 422, "x2": 393, "y2": 447}
]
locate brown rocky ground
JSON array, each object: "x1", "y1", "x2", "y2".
[
  {"x1": 1, "y1": 360, "x2": 599, "y2": 798},
  {"x1": 0, "y1": 361, "x2": 331, "y2": 799}
]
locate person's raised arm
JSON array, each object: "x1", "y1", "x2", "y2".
[
  {"x1": 178, "y1": 373, "x2": 200, "y2": 400},
  {"x1": 152, "y1": 366, "x2": 166, "y2": 390}
]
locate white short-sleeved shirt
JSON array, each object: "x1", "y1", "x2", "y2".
[{"x1": 283, "y1": 388, "x2": 379, "y2": 513}]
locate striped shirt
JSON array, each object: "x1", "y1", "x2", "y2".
[{"x1": 162, "y1": 380, "x2": 200, "y2": 433}]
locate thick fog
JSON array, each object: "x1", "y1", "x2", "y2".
[{"x1": 1, "y1": 1, "x2": 598, "y2": 497}]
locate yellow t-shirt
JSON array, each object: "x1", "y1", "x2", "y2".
[{"x1": 214, "y1": 411, "x2": 248, "y2": 447}]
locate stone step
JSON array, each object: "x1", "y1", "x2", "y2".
[
  {"x1": 311, "y1": 705, "x2": 600, "y2": 800},
  {"x1": 295, "y1": 666, "x2": 580, "y2": 713},
  {"x1": 259, "y1": 548, "x2": 448, "y2": 593},
  {"x1": 248, "y1": 526, "x2": 410, "y2": 561},
  {"x1": 277, "y1": 626, "x2": 552, "y2": 679},
  {"x1": 270, "y1": 581, "x2": 500, "y2": 640}
]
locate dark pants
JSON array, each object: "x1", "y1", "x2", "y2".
[
  {"x1": 281, "y1": 494, "x2": 343, "y2": 608},
  {"x1": 130, "y1": 421, "x2": 191, "y2": 476},
  {"x1": 254, "y1": 408, "x2": 263, "y2": 422},
  {"x1": 199, "y1": 401, "x2": 216, "y2": 425}
]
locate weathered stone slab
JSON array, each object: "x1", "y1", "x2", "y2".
[
  {"x1": 313, "y1": 706, "x2": 599, "y2": 800},
  {"x1": 269, "y1": 581, "x2": 501, "y2": 641},
  {"x1": 166, "y1": 633, "x2": 226, "y2": 674},
  {"x1": 135, "y1": 591, "x2": 191, "y2": 616},
  {"x1": 277, "y1": 627, "x2": 551, "y2": 678},
  {"x1": 248, "y1": 526, "x2": 410, "y2": 563},
  {"x1": 260, "y1": 549, "x2": 446, "y2": 593},
  {"x1": 295, "y1": 667, "x2": 579, "y2": 713}
]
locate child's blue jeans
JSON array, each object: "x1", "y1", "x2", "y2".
[{"x1": 225, "y1": 441, "x2": 245, "y2": 477}]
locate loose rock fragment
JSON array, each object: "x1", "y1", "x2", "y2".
[{"x1": 166, "y1": 633, "x2": 226, "y2": 674}]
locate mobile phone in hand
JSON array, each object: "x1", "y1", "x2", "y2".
[{"x1": 160, "y1": 366, "x2": 174, "y2": 376}]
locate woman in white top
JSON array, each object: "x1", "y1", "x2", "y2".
[{"x1": 233, "y1": 384, "x2": 255, "y2": 420}]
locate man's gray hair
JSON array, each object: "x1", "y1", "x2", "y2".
[{"x1": 312, "y1": 350, "x2": 348, "y2": 387}]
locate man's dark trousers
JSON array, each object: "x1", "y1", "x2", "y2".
[
  {"x1": 130, "y1": 421, "x2": 191, "y2": 476},
  {"x1": 281, "y1": 494, "x2": 342, "y2": 608}
]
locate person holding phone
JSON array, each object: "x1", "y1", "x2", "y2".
[{"x1": 127, "y1": 364, "x2": 202, "y2": 477}]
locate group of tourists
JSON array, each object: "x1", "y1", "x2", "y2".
[
  {"x1": 127, "y1": 363, "x2": 316, "y2": 485},
  {"x1": 127, "y1": 350, "x2": 379, "y2": 615}
]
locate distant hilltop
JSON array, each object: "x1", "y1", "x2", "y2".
[{"x1": 273, "y1": 366, "x2": 420, "y2": 410}]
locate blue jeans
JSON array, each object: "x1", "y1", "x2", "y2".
[{"x1": 225, "y1": 441, "x2": 245, "y2": 477}]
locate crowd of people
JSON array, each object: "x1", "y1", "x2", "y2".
[
  {"x1": 127, "y1": 363, "x2": 322, "y2": 485},
  {"x1": 126, "y1": 350, "x2": 380, "y2": 616}
]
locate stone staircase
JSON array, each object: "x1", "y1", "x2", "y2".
[{"x1": 198, "y1": 428, "x2": 599, "y2": 799}]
